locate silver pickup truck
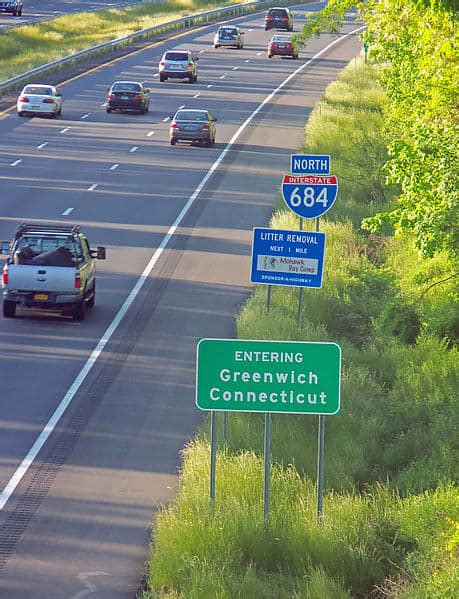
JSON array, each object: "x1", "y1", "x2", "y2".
[{"x1": 1, "y1": 223, "x2": 106, "y2": 321}]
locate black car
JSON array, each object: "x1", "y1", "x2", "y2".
[
  {"x1": 0, "y1": 0, "x2": 22, "y2": 16},
  {"x1": 265, "y1": 7, "x2": 293, "y2": 31},
  {"x1": 106, "y1": 81, "x2": 150, "y2": 114}
]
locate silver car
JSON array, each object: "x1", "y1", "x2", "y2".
[
  {"x1": 159, "y1": 50, "x2": 199, "y2": 83},
  {"x1": 213, "y1": 26, "x2": 244, "y2": 49},
  {"x1": 170, "y1": 109, "x2": 217, "y2": 146}
]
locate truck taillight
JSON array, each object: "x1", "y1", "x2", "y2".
[
  {"x1": 75, "y1": 272, "x2": 81, "y2": 289},
  {"x1": 2, "y1": 264, "x2": 8, "y2": 286}
]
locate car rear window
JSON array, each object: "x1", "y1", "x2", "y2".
[
  {"x1": 164, "y1": 52, "x2": 189, "y2": 61},
  {"x1": 175, "y1": 111, "x2": 208, "y2": 122},
  {"x1": 219, "y1": 31, "x2": 235, "y2": 38},
  {"x1": 24, "y1": 86, "x2": 52, "y2": 96},
  {"x1": 268, "y1": 9, "x2": 288, "y2": 17},
  {"x1": 112, "y1": 83, "x2": 141, "y2": 92}
]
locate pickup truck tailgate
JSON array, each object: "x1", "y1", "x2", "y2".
[{"x1": 6, "y1": 265, "x2": 76, "y2": 292}]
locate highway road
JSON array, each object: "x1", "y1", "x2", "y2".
[
  {"x1": 0, "y1": 4, "x2": 361, "y2": 596},
  {"x1": 0, "y1": 0, "x2": 146, "y2": 30}
]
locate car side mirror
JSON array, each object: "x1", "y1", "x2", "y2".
[
  {"x1": 196, "y1": 57, "x2": 199, "y2": 61},
  {"x1": 1, "y1": 241, "x2": 10, "y2": 255},
  {"x1": 95, "y1": 246, "x2": 106, "y2": 260},
  {"x1": 170, "y1": 114, "x2": 174, "y2": 120},
  {"x1": 213, "y1": 117, "x2": 218, "y2": 122}
]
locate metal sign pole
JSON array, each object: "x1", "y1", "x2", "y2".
[
  {"x1": 267, "y1": 285, "x2": 272, "y2": 312},
  {"x1": 210, "y1": 410, "x2": 217, "y2": 510},
  {"x1": 297, "y1": 217, "x2": 304, "y2": 325},
  {"x1": 222, "y1": 412, "x2": 228, "y2": 445},
  {"x1": 263, "y1": 413, "x2": 271, "y2": 521},
  {"x1": 317, "y1": 414, "x2": 325, "y2": 520}
]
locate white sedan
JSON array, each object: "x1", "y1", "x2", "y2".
[{"x1": 17, "y1": 84, "x2": 63, "y2": 118}]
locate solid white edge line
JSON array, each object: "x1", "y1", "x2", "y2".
[{"x1": 0, "y1": 25, "x2": 364, "y2": 511}]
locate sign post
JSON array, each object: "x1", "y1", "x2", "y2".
[{"x1": 264, "y1": 413, "x2": 271, "y2": 521}]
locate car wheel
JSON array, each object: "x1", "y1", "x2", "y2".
[
  {"x1": 17, "y1": 111, "x2": 24, "y2": 117},
  {"x1": 214, "y1": 45, "x2": 219, "y2": 49},
  {"x1": 87, "y1": 282, "x2": 95, "y2": 309},
  {"x1": 159, "y1": 74, "x2": 166, "y2": 82},
  {"x1": 3, "y1": 300, "x2": 16, "y2": 318},
  {"x1": 189, "y1": 75, "x2": 195, "y2": 83},
  {"x1": 145, "y1": 103, "x2": 149, "y2": 113},
  {"x1": 170, "y1": 139, "x2": 176, "y2": 146},
  {"x1": 72, "y1": 299, "x2": 85, "y2": 322},
  {"x1": 268, "y1": 54, "x2": 273, "y2": 58}
]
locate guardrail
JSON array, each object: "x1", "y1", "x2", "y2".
[{"x1": 0, "y1": 1, "x2": 312, "y2": 96}]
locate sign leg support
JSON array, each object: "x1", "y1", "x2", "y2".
[
  {"x1": 267, "y1": 285, "x2": 272, "y2": 312},
  {"x1": 317, "y1": 414, "x2": 325, "y2": 521},
  {"x1": 297, "y1": 217, "x2": 304, "y2": 325},
  {"x1": 264, "y1": 413, "x2": 271, "y2": 522},
  {"x1": 210, "y1": 410, "x2": 217, "y2": 510},
  {"x1": 222, "y1": 412, "x2": 228, "y2": 445}
]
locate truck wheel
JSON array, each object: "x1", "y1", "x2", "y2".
[
  {"x1": 3, "y1": 300, "x2": 16, "y2": 318},
  {"x1": 87, "y1": 282, "x2": 95, "y2": 309},
  {"x1": 72, "y1": 299, "x2": 85, "y2": 321}
]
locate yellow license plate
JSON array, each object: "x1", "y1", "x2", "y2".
[{"x1": 34, "y1": 293, "x2": 48, "y2": 301}]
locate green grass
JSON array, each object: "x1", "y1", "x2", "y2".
[
  {"x1": 0, "y1": 0, "x2": 249, "y2": 82},
  {"x1": 141, "y1": 57, "x2": 458, "y2": 597}
]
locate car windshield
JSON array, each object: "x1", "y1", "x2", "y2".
[
  {"x1": 164, "y1": 52, "x2": 188, "y2": 61},
  {"x1": 112, "y1": 83, "x2": 141, "y2": 92},
  {"x1": 175, "y1": 111, "x2": 208, "y2": 122},
  {"x1": 23, "y1": 86, "x2": 52, "y2": 96}
]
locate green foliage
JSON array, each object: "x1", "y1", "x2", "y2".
[{"x1": 377, "y1": 296, "x2": 421, "y2": 344}]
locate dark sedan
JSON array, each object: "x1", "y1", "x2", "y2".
[
  {"x1": 267, "y1": 35, "x2": 298, "y2": 59},
  {"x1": 106, "y1": 81, "x2": 150, "y2": 114},
  {"x1": 170, "y1": 109, "x2": 217, "y2": 146}
]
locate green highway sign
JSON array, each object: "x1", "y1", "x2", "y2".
[{"x1": 196, "y1": 339, "x2": 341, "y2": 415}]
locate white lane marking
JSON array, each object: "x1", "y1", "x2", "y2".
[
  {"x1": 219, "y1": 75, "x2": 226, "y2": 80},
  {"x1": 0, "y1": 26, "x2": 364, "y2": 512},
  {"x1": 37, "y1": 142, "x2": 48, "y2": 149},
  {"x1": 72, "y1": 572, "x2": 111, "y2": 599},
  {"x1": 147, "y1": 130, "x2": 155, "y2": 137},
  {"x1": 129, "y1": 146, "x2": 138, "y2": 153},
  {"x1": 62, "y1": 207, "x2": 74, "y2": 216},
  {"x1": 162, "y1": 116, "x2": 170, "y2": 122},
  {"x1": 178, "y1": 104, "x2": 186, "y2": 109},
  {"x1": 110, "y1": 163, "x2": 119, "y2": 170},
  {"x1": 199, "y1": 49, "x2": 205, "y2": 53},
  {"x1": 248, "y1": 28, "x2": 254, "y2": 32},
  {"x1": 233, "y1": 66, "x2": 239, "y2": 70},
  {"x1": 257, "y1": 52, "x2": 262, "y2": 56},
  {"x1": 244, "y1": 59, "x2": 250, "y2": 63},
  {"x1": 10, "y1": 159, "x2": 22, "y2": 167},
  {"x1": 81, "y1": 113, "x2": 91, "y2": 120},
  {"x1": 60, "y1": 127, "x2": 71, "y2": 133},
  {"x1": 193, "y1": 93, "x2": 200, "y2": 99},
  {"x1": 87, "y1": 183, "x2": 98, "y2": 191},
  {"x1": 100, "y1": 102, "x2": 107, "y2": 107},
  {"x1": 153, "y1": 73, "x2": 159, "y2": 77},
  {"x1": 207, "y1": 84, "x2": 213, "y2": 88}
]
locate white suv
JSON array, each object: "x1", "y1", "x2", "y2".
[{"x1": 159, "y1": 50, "x2": 199, "y2": 83}]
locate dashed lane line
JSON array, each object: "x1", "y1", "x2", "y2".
[
  {"x1": 129, "y1": 146, "x2": 138, "y2": 153},
  {"x1": 162, "y1": 116, "x2": 170, "y2": 122},
  {"x1": 87, "y1": 183, "x2": 98, "y2": 191},
  {"x1": 10, "y1": 159, "x2": 22, "y2": 166},
  {"x1": 62, "y1": 208, "x2": 74, "y2": 216},
  {"x1": 147, "y1": 131, "x2": 155, "y2": 136},
  {"x1": 81, "y1": 113, "x2": 91, "y2": 120},
  {"x1": 60, "y1": 127, "x2": 71, "y2": 133},
  {"x1": 110, "y1": 163, "x2": 119, "y2": 170},
  {"x1": 37, "y1": 142, "x2": 48, "y2": 149},
  {"x1": 193, "y1": 93, "x2": 200, "y2": 98},
  {"x1": 219, "y1": 75, "x2": 226, "y2": 79}
]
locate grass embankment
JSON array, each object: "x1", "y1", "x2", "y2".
[
  {"x1": 141, "y1": 59, "x2": 458, "y2": 597},
  {"x1": 0, "y1": 0, "x2": 249, "y2": 81}
]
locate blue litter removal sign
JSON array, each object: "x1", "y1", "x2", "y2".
[{"x1": 251, "y1": 227, "x2": 326, "y2": 289}]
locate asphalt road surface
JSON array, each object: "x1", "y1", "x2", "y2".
[
  {"x1": 0, "y1": 4, "x2": 361, "y2": 596},
  {"x1": 0, "y1": 0, "x2": 147, "y2": 30}
]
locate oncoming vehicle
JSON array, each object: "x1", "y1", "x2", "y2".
[
  {"x1": 17, "y1": 84, "x2": 62, "y2": 118},
  {"x1": 264, "y1": 7, "x2": 293, "y2": 31},
  {"x1": 268, "y1": 35, "x2": 298, "y2": 59},
  {"x1": 0, "y1": 0, "x2": 22, "y2": 16},
  {"x1": 214, "y1": 25, "x2": 244, "y2": 49},
  {"x1": 170, "y1": 109, "x2": 217, "y2": 146},
  {"x1": 159, "y1": 50, "x2": 199, "y2": 83},
  {"x1": 1, "y1": 223, "x2": 106, "y2": 321},
  {"x1": 106, "y1": 81, "x2": 150, "y2": 114}
]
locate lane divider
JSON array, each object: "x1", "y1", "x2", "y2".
[
  {"x1": 110, "y1": 163, "x2": 119, "y2": 170},
  {"x1": 37, "y1": 142, "x2": 48, "y2": 149},
  {"x1": 147, "y1": 130, "x2": 155, "y2": 136},
  {"x1": 10, "y1": 159, "x2": 22, "y2": 166},
  {"x1": 60, "y1": 127, "x2": 71, "y2": 133},
  {"x1": 219, "y1": 75, "x2": 226, "y2": 79},
  {"x1": 193, "y1": 93, "x2": 200, "y2": 99},
  {"x1": 62, "y1": 207, "x2": 74, "y2": 216},
  {"x1": 81, "y1": 113, "x2": 91, "y2": 120},
  {"x1": 0, "y1": 24, "x2": 365, "y2": 512},
  {"x1": 162, "y1": 116, "x2": 170, "y2": 122},
  {"x1": 87, "y1": 183, "x2": 98, "y2": 191},
  {"x1": 129, "y1": 146, "x2": 138, "y2": 153}
]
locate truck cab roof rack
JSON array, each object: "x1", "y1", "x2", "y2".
[{"x1": 15, "y1": 222, "x2": 81, "y2": 237}]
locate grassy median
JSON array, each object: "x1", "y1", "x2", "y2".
[
  {"x1": 140, "y1": 57, "x2": 458, "y2": 597},
  {"x1": 0, "y1": 0, "x2": 250, "y2": 82}
]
